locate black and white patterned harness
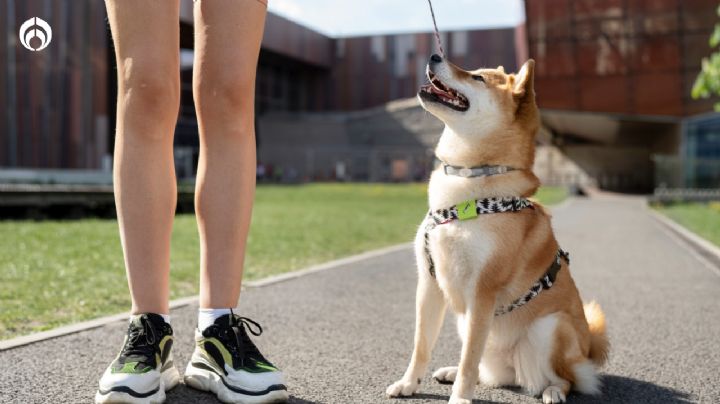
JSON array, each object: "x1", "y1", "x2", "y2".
[{"x1": 422, "y1": 196, "x2": 570, "y2": 317}]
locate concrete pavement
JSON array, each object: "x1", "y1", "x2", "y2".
[{"x1": 1, "y1": 196, "x2": 719, "y2": 403}]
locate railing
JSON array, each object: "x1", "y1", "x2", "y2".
[{"x1": 653, "y1": 155, "x2": 720, "y2": 189}]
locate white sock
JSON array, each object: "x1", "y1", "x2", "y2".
[{"x1": 198, "y1": 308, "x2": 232, "y2": 331}]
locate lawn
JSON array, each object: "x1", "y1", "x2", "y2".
[
  {"x1": 0, "y1": 183, "x2": 566, "y2": 340},
  {"x1": 655, "y1": 202, "x2": 720, "y2": 247}
]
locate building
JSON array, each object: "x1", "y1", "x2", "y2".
[
  {"x1": 0, "y1": 0, "x2": 523, "y2": 183},
  {"x1": 2, "y1": 0, "x2": 719, "y2": 190},
  {"x1": 525, "y1": 0, "x2": 720, "y2": 191}
]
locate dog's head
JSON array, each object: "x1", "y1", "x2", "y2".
[
  {"x1": 418, "y1": 55, "x2": 539, "y2": 167},
  {"x1": 419, "y1": 55, "x2": 538, "y2": 137}
]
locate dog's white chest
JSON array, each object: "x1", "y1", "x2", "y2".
[{"x1": 428, "y1": 221, "x2": 495, "y2": 312}]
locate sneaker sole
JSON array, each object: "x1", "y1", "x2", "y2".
[
  {"x1": 95, "y1": 367, "x2": 180, "y2": 404},
  {"x1": 184, "y1": 364, "x2": 288, "y2": 404}
]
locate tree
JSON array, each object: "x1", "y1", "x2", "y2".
[{"x1": 691, "y1": 6, "x2": 720, "y2": 111}]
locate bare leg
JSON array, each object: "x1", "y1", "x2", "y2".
[
  {"x1": 386, "y1": 273, "x2": 447, "y2": 397},
  {"x1": 193, "y1": 0, "x2": 267, "y2": 308},
  {"x1": 106, "y1": 0, "x2": 180, "y2": 315}
]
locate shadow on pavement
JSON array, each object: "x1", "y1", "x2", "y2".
[
  {"x1": 165, "y1": 383, "x2": 322, "y2": 404},
  {"x1": 569, "y1": 374, "x2": 693, "y2": 403},
  {"x1": 399, "y1": 392, "x2": 504, "y2": 404},
  {"x1": 164, "y1": 375, "x2": 692, "y2": 403}
]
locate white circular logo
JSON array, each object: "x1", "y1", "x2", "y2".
[{"x1": 19, "y1": 17, "x2": 52, "y2": 51}]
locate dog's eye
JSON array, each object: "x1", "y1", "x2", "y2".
[{"x1": 472, "y1": 75, "x2": 485, "y2": 82}]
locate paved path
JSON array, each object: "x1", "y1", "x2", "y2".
[{"x1": 1, "y1": 197, "x2": 719, "y2": 403}]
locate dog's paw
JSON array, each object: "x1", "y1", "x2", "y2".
[
  {"x1": 432, "y1": 366, "x2": 458, "y2": 384},
  {"x1": 447, "y1": 396, "x2": 472, "y2": 404},
  {"x1": 542, "y1": 386, "x2": 566, "y2": 404},
  {"x1": 386, "y1": 378, "x2": 420, "y2": 397}
]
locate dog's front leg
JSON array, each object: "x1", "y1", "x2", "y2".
[
  {"x1": 449, "y1": 293, "x2": 495, "y2": 404},
  {"x1": 386, "y1": 275, "x2": 447, "y2": 397}
]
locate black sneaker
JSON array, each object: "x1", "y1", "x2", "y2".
[
  {"x1": 96, "y1": 313, "x2": 180, "y2": 403},
  {"x1": 184, "y1": 313, "x2": 288, "y2": 403}
]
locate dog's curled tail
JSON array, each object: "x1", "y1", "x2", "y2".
[{"x1": 583, "y1": 301, "x2": 609, "y2": 367}]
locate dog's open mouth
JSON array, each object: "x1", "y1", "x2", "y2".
[{"x1": 419, "y1": 70, "x2": 469, "y2": 112}]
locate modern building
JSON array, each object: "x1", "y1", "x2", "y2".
[
  {"x1": 0, "y1": 0, "x2": 522, "y2": 182},
  {"x1": 2, "y1": 0, "x2": 719, "y2": 190},
  {"x1": 525, "y1": 0, "x2": 720, "y2": 190}
]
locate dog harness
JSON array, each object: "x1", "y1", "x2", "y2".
[{"x1": 422, "y1": 196, "x2": 570, "y2": 317}]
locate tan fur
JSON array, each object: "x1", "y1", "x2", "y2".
[{"x1": 387, "y1": 59, "x2": 609, "y2": 404}]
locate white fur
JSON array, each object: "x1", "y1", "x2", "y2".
[
  {"x1": 420, "y1": 63, "x2": 506, "y2": 139},
  {"x1": 513, "y1": 314, "x2": 562, "y2": 396},
  {"x1": 542, "y1": 385, "x2": 566, "y2": 404},
  {"x1": 432, "y1": 366, "x2": 458, "y2": 383},
  {"x1": 572, "y1": 361, "x2": 601, "y2": 395}
]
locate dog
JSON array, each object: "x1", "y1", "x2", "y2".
[{"x1": 385, "y1": 55, "x2": 609, "y2": 404}]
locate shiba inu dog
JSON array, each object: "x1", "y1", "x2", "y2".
[{"x1": 386, "y1": 55, "x2": 609, "y2": 404}]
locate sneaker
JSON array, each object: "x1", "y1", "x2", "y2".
[
  {"x1": 95, "y1": 313, "x2": 180, "y2": 404},
  {"x1": 184, "y1": 313, "x2": 288, "y2": 403}
]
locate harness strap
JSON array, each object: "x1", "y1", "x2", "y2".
[
  {"x1": 493, "y1": 249, "x2": 569, "y2": 316},
  {"x1": 422, "y1": 196, "x2": 570, "y2": 317},
  {"x1": 423, "y1": 196, "x2": 533, "y2": 278}
]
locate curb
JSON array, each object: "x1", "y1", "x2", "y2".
[
  {"x1": 649, "y1": 209, "x2": 720, "y2": 277},
  {"x1": 0, "y1": 242, "x2": 412, "y2": 352}
]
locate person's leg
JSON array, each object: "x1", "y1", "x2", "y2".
[
  {"x1": 193, "y1": 0, "x2": 266, "y2": 309},
  {"x1": 96, "y1": 2, "x2": 180, "y2": 403},
  {"x1": 184, "y1": 1, "x2": 288, "y2": 402},
  {"x1": 109, "y1": 0, "x2": 180, "y2": 316}
]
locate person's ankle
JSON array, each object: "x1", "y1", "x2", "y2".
[{"x1": 129, "y1": 313, "x2": 171, "y2": 324}]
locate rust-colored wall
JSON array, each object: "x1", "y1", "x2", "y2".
[
  {"x1": 525, "y1": 0, "x2": 718, "y2": 117},
  {"x1": 0, "y1": 0, "x2": 108, "y2": 169}
]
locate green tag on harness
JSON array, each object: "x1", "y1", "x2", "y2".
[{"x1": 456, "y1": 199, "x2": 477, "y2": 220}]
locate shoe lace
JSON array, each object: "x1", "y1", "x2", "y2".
[
  {"x1": 220, "y1": 310, "x2": 266, "y2": 365},
  {"x1": 121, "y1": 316, "x2": 158, "y2": 359}
]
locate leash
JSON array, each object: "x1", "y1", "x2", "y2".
[{"x1": 427, "y1": 0, "x2": 445, "y2": 57}]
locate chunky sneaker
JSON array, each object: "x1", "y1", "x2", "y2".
[
  {"x1": 95, "y1": 313, "x2": 180, "y2": 404},
  {"x1": 184, "y1": 313, "x2": 288, "y2": 403}
]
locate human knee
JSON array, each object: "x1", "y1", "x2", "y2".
[
  {"x1": 194, "y1": 73, "x2": 255, "y2": 114},
  {"x1": 118, "y1": 57, "x2": 180, "y2": 123}
]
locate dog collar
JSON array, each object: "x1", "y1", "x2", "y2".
[{"x1": 442, "y1": 162, "x2": 517, "y2": 178}]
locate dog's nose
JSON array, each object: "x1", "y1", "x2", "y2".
[{"x1": 430, "y1": 54, "x2": 442, "y2": 64}]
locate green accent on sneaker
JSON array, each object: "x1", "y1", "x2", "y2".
[
  {"x1": 252, "y1": 361, "x2": 278, "y2": 372},
  {"x1": 112, "y1": 361, "x2": 152, "y2": 374}
]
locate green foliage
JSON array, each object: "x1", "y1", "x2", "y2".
[{"x1": 692, "y1": 6, "x2": 720, "y2": 110}]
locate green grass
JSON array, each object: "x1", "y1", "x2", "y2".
[
  {"x1": 0, "y1": 184, "x2": 566, "y2": 340},
  {"x1": 655, "y1": 202, "x2": 720, "y2": 247}
]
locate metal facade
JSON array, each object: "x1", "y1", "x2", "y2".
[{"x1": 525, "y1": 0, "x2": 718, "y2": 116}]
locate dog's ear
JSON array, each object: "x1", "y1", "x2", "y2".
[
  {"x1": 497, "y1": 65, "x2": 505, "y2": 73},
  {"x1": 512, "y1": 59, "x2": 535, "y2": 98}
]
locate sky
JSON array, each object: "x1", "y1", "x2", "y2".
[{"x1": 267, "y1": 0, "x2": 526, "y2": 37}]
